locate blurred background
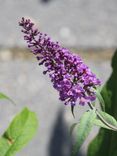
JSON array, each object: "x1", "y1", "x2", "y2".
[{"x1": 0, "y1": 0, "x2": 116, "y2": 156}]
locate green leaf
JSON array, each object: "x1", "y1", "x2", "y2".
[
  {"x1": 87, "y1": 128, "x2": 107, "y2": 156},
  {"x1": 94, "y1": 119, "x2": 111, "y2": 130},
  {"x1": 95, "y1": 89, "x2": 105, "y2": 111},
  {"x1": 88, "y1": 50, "x2": 117, "y2": 156},
  {"x1": 0, "y1": 107, "x2": 38, "y2": 156},
  {"x1": 71, "y1": 105, "x2": 75, "y2": 118},
  {"x1": 71, "y1": 110, "x2": 96, "y2": 156},
  {"x1": 70, "y1": 123, "x2": 78, "y2": 136},
  {"x1": 0, "y1": 92, "x2": 15, "y2": 105},
  {"x1": 98, "y1": 110, "x2": 117, "y2": 128}
]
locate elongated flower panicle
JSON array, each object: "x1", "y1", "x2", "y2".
[{"x1": 19, "y1": 17, "x2": 101, "y2": 106}]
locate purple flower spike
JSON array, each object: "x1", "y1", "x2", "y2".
[{"x1": 19, "y1": 17, "x2": 101, "y2": 106}]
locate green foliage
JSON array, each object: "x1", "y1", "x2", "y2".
[
  {"x1": 71, "y1": 110, "x2": 96, "y2": 156},
  {"x1": 94, "y1": 118, "x2": 111, "y2": 130},
  {"x1": 95, "y1": 89, "x2": 105, "y2": 111},
  {"x1": 0, "y1": 92, "x2": 15, "y2": 104},
  {"x1": 0, "y1": 107, "x2": 38, "y2": 156},
  {"x1": 88, "y1": 50, "x2": 117, "y2": 156},
  {"x1": 98, "y1": 110, "x2": 117, "y2": 128},
  {"x1": 94, "y1": 110, "x2": 117, "y2": 130},
  {"x1": 70, "y1": 123, "x2": 78, "y2": 136},
  {"x1": 71, "y1": 105, "x2": 75, "y2": 118}
]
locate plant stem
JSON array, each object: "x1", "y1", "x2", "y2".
[{"x1": 88, "y1": 102, "x2": 117, "y2": 131}]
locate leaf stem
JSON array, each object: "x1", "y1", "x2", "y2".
[{"x1": 88, "y1": 102, "x2": 117, "y2": 131}]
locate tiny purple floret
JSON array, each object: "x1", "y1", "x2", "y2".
[{"x1": 19, "y1": 17, "x2": 101, "y2": 106}]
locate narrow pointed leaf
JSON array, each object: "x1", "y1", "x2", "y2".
[
  {"x1": 70, "y1": 123, "x2": 78, "y2": 136},
  {"x1": 98, "y1": 110, "x2": 117, "y2": 128},
  {"x1": 71, "y1": 105, "x2": 75, "y2": 118},
  {"x1": 0, "y1": 107, "x2": 38, "y2": 156},
  {"x1": 0, "y1": 92, "x2": 15, "y2": 105},
  {"x1": 94, "y1": 119, "x2": 112, "y2": 130},
  {"x1": 88, "y1": 50, "x2": 117, "y2": 156},
  {"x1": 96, "y1": 89, "x2": 105, "y2": 111},
  {"x1": 71, "y1": 110, "x2": 96, "y2": 156}
]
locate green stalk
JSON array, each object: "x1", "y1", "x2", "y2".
[{"x1": 88, "y1": 102, "x2": 117, "y2": 131}]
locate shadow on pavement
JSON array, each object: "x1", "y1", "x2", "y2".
[
  {"x1": 48, "y1": 108, "x2": 84, "y2": 156},
  {"x1": 40, "y1": 0, "x2": 52, "y2": 4}
]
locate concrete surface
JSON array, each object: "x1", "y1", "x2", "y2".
[
  {"x1": 0, "y1": 0, "x2": 117, "y2": 48},
  {"x1": 0, "y1": 50, "x2": 113, "y2": 156}
]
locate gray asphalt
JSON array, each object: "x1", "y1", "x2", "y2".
[
  {"x1": 0, "y1": 0, "x2": 115, "y2": 155},
  {"x1": 0, "y1": 51, "x2": 112, "y2": 156},
  {"x1": 0, "y1": 0, "x2": 117, "y2": 48}
]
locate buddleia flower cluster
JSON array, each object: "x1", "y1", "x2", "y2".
[{"x1": 19, "y1": 17, "x2": 101, "y2": 106}]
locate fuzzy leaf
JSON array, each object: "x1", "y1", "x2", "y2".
[
  {"x1": 0, "y1": 107, "x2": 38, "y2": 156},
  {"x1": 98, "y1": 110, "x2": 117, "y2": 128},
  {"x1": 88, "y1": 50, "x2": 117, "y2": 156},
  {"x1": 94, "y1": 119, "x2": 111, "y2": 130},
  {"x1": 71, "y1": 110, "x2": 96, "y2": 156},
  {"x1": 70, "y1": 123, "x2": 78, "y2": 136},
  {"x1": 96, "y1": 89, "x2": 105, "y2": 111}
]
